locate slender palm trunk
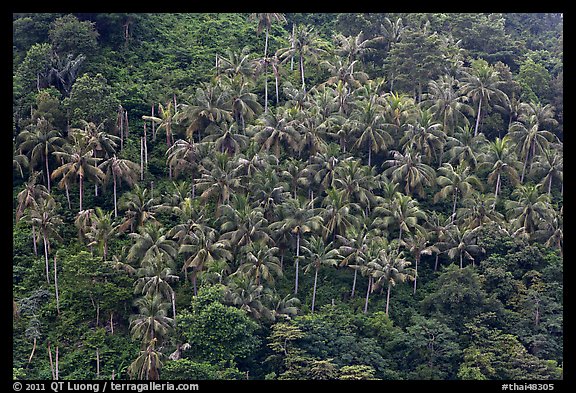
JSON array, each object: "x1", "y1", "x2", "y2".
[
  {"x1": 363, "y1": 276, "x2": 372, "y2": 314},
  {"x1": 295, "y1": 233, "x2": 300, "y2": 294},
  {"x1": 48, "y1": 342, "x2": 55, "y2": 380},
  {"x1": 43, "y1": 231, "x2": 50, "y2": 284},
  {"x1": 434, "y1": 252, "x2": 439, "y2": 271},
  {"x1": 493, "y1": 173, "x2": 501, "y2": 209},
  {"x1": 548, "y1": 176, "x2": 553, "y2": 195},
  {"x1": 452, "y1": 188, "x2": 458, "y2": 222},
  {"x1": 300, "y1": 54, "x2": 306, "y2": 92},
  {"x1": 311, "y1": 266, "x2": 319, "y2": 313},
  {"x1": 351, "y1": 268, "x2": 357, "y2": 298},
  {"x1": 28, "y1": 337, "x2": 37, "y2": 364},
  {"x1": 45, "y1": 151, "x2": 51, "y2": 192},
  {"x1": 459, "y1": 253, "x2": 463, "y2": 269},
  {"x1": 32, "y1": 224, "x2": 38, "y2": 256},
  {"x1": 54, "y1": 255, "x2": 60, "y2": 315},
  {"x1": 385, "y1": 284, "x2": 391, "y2": 316},
  {"x1": 398, "y1": 226, "x2": 403, "y2": 242},
  {"x1": 474, "y1": 97, "x2": 482, "y2": 136},
  {"x1": 79, "y1": 175, "x2": 84, "y2": 212},
  {"x1": 171, "y1": 289, "x2": 176, "y2": 320},
  {"x1": 113, "y1": 174, "x2": 118, "y2": 218},
  {"x1": 413, "y1": 255, "x2": 419, "y2": 295}
]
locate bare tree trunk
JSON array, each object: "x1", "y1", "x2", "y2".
[
  {"x1": 110, "y1": 311, "x2": 114, "y2": 335},
  {"x1": 290, "y1": 24, "x2": 295, "y2": 71},
  {"x1": 28, "y1": 337, "x2": 37, "y2": 364},
  {"x1": 124, "y1": 110, "x2": 129, "y2": 138},
  {"x1": 140, "y1": 137, "x2": 144, "y2": 181},
  {"x1": 43, "y1": 232, "x2": 50, "y2": 284},
  {"x1": 295, "y1": 233, "x2": 300, "y2": 294},
  {"x1": 363, "y1": 276, "x2": 372, "y2": 314},
  {"x1": 79, "y1": 175, "x2": 83, "y2": 212},
  {"x1": 55, "y1": 346, "x2": 59, "y2": 380},
  {"x1": 413, "y1": 256, "x2": 419, "y2": 295},
  {"x1": 48, "y1": 342, "x2": 55, "y2": 380},
  {"x1": 113, "y1": 174, "x2": 118, "y2": 218},
  {"x1": 32, "y1": 224, "x2": 38, "y2": 256},
  {"x1": 152, "y1": 104, "x2": 156, "y2": 141},
  {"x1": 96, "y1": 347, "x2": 100, "y2": 378},
  {"x1": 171, "y1": 289, "x2": 176, "y2": 321},
  {"x1": 54, "y1": 255, "x2": 60, "y2": 315},
  {"x1": 474, "y1": 98, "x2": 482, "y2": 137},
  {"x1": 45, "y1": 151, "x2": 51, "y2": 192},
  {"x1": 385, "y1": 284, "x2": 391, "y2": 316},
  {"x1": 311, "y1": 267, "x2": 319, "y2": 313},
  {"x1": 351, "y1": 268, "x2": 357, "y2": 298}
]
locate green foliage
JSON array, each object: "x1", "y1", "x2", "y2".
[
  {"x1": 161, "y1": 359, "x2": 244, "y2": 380},
  {"x1": 48, "y1": 14, "x2": 99, "y2": 57},
  {"x1": 176, "y1": 285, "x2": 260, "y2": 365}
]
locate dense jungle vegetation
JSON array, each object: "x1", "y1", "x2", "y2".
[{"x1": 12, "y1": 13, "x2": 563, "y2": 381}]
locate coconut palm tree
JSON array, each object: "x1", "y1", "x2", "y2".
[
  {"x1": 402, "y1": 230, "x2": 438, "y2": 294},
  {"x1": 529, "y1": 146, "x2": 563, "y2": 196},
  {"x1": 195, "y1": 152, "x2": 243, "y2": 215},
  {"x1": 166, "y1": 137, "x2": 200, "y2": 184},
  {"x1": 135, "y1": 254, "x2": 179, "y2": 319},
  {"x1": 176, "y1": 80, "x2": 233, "y2": 143},
  {"x1": 457, "y1": 193, "x2": 504, "y2": 230},
  {"x1": 25, "y1": 195, "x2": 62, "y2": 284},
  {"x1": 178, "y1": 224, "x2": 231, "y2": 296},
  {"x1": 118, "y1": 184, "x2": 158, "y2": 232},
  {"x1": 350, "y1": 95, "x2": 393, "y2": 167},
  {"x1": 320, "y1": 188, "x2": 360, "y2": 242},
  {"x1": 98, "y1": 155, "x2": 140, "y2": 218},
  {"x1": 505, "y1": 184, "x2": 553, "y2": 239},
  {"x1": 127, "y1": 223, "x2": 178, "y2": 269},
  {"x1": 142, "y1": 101, "x2": 177, "y2": 147},
  {"x1": 221, "y1": 74, "x2": 263, "y2": 131},
  {"x1": 437, "y1": 224, "x2": 484, "y2": 268},
  {"x1": 51, "y1": 131, "x2": 105, "y2": 212},
  {"x1": 478, "y1": 135, "x2": 520, "y2": 206},
  {"x1": 129, "y1": 294, "x2": 174, "y2": 345},
  {"x1": 509, "y1": 114, "x2": 559, "y2": 183},
  {"x1": 459, "y1": 61, "x2": 509, "y2": 136},
  {"x1": 223, "y1": 275, "x2": 271, "y2": 321},
  {"x1": 383, "y1": 149, "x2": 436, "y2": 198},
  {"x1": 269, "y1": 198, "x2": 324, "y2": 294},
  {"x1": 333, "y1": 158, "x2": 379, "y2": 213},
  {"x1": 424, "y1": 74, "x2": 473, "y2": 136},
  {"x1": 235, "y1": 240, "x2": 282, "y2": 286},
  {"x1": 401, "y1": 107, "x2": 445, "y2": 165},
  {"x1": 434, "y1": 162, "x2": 483, "y2": 222},
  {"x1": 350, "y1": 236, "x2": 388, "y2": 314},
  {"x1": 251, "y1": 107, "x2": 301, "y2": 158},
  {"x1": 337, "y1": 221, "x2": 372, "y2": 298},
  {"x1": 85, "y1": 207, "x2": 119, "y2": 261},
  {"x1": 201, "y1": 121, "x2": 248, "y2": 156},
  {"x1": 369, "y1": 243, "x2": 414, "y2": 316},
  {"x1": 445, "y1": 124, "x2": 487, "y2": 170},
  {"x1": 276, "y1": 24, "x2": 327, "y2": 92},
  {"x1": 128, "y1": 338, "x2": 164, "y2": 380},
  {"x1": 16, "y1": 117, "x2": 66, "y2": 192},
  {"x1": 301, "y1": 235, "x2": 340, "y2": 313},
  {"x1": 374, "y1": 193, "x2": 426, "y2": 242},
  {"x1": 535, "y1": 206, "x2": 562, "y2": 257}
]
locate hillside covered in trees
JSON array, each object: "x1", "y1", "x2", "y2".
[{"x1": 12, "y1": 13, "x2": 563, "y2": 381}]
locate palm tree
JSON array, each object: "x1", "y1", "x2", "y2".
[
  {"x1": 350, "y1": 236, "x2": 387, "y2": 314},
  {"x1": 129, "y1": 293, "x2": 174, "y2": 345},
  {"x1": 337, "y1": 221, "x2": 371, "y2": 298},
  {"x1": 351, "y1": 96, "x2": 393, "y2": 167},
  {"x1": 383, "y1": 149, "x2": 436, "y2": 198},
  {"x1": 223, "y1": 276, "x2": 271, "y2": 321},
  {"x1": 217, "y1": 47, "x2": 255, "y2": 84},
  {"x1": 301, "y1": 235, "x2": 340, "y2": 313},
  {"x1": 457, "y1": 193, "x2": 504, "y2": 230},
  {"x1": 269, "y1": 198, "x2": 324, "y2": 294},
  {"x1": 505, "y1": 184, "x2": 553, "y2": 239},
  {"x1": 219, "y1": 194, "x2": 272, "y2": 252},
  {"x1": 251, "y1": 107, "x2": 301, "y2": 158},
  {"x1": 85, "y1": 207, "x2": 118, "y2": 261},
  {"x1": 119, "y1": 184, "x2": 158, "y2": 232},
  {"x1": 51, "y1": 131, "x2": 105, "y2": 212},
  {"x1": 201, "y1": 121, "x2": 248, "y2": 156},
  {"x1": 195, "y1": 152, "x2": 243, "y2": 215},
  {"x1": 166, "y1": 137, "x2": 200, "y2": 184},
  {"x1": 445, "y1": 124, "x2": 487, "y2": 170},
  {"x1": 402, "y1": 230, "x2": 439, "y2": 294},
  {"x1": 13, "y1": 139, "x2": 30, "y2": 179},
  {"x1": 529, "y1": 147, "x2": 563, "y2": 196},
  {"x1": 320, "y1": 188, "x2": 360, "y2": 242},
  {"x1": 434, "y1": 162, "x2": 483, "y2": 222},
  {"x1": 509, "y1": 114, "x2": 559, "y2": 183},
  {"x1": 425, "y1": 74, "x2": 473, "y2": 136},
  {"x1": 478, "y1": 135, "x2": 520, "y2": 206},
  {"x1": 16, "y1": 117, "x2": 66, "y2": 192},
  {"x1": 99, "y1": 155, "x2": 140, "y2": 218},
  {"x1": 127, "y1": 223, "x2": 178, "y2": 268},
  {"x1": 135, "y1": 254, "x2": 179, "y2": 319},
  {"x1": 15, "y1": 172, "x2": 50, "y2": 256},
  {"x1": 459, "y1": 61, "x2": 509, "y2": 136},
  {"x1": 276, "y1": 24, "x2": 326, "y2": 92},
  {"x1": 438, "y1": 224, "x2": 484, "y2": 268},
  {"x1": 235, "y1": 240, "x2": 282, "y2": 286},
  {"x1": 535, "y1": 206, "x2": 562, "y2": 257},
  {"x1": 128, "y1": 338, "x2": 164, "y2": 380},
  {"x1": 178, "y1": 224, "x2": 231, "y2": 296},
  {"x1": 142, "y1": 101, "x2": 176, "y2": 147},
  {"x1": 369, "y1": 243, "x2": 414, "y2": 316},
  {"x1": 175, "y1": 80, "x2": 232, "y2": 143},
  {"x1": 333, "y1": 158, "x2": 379, "y2": 213},
  {"x1": 401, "y1": 107, "x2": 445, "y2": 165},
  {"x1": 25, "y1": 195, "x2": 62, "y2": 284},
  {"x1": 375, "y1": 193, "x2": 427, "y2": 242},
  {"x1": 221, "y1": 74, "x2": 263, "y2": 131}
]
